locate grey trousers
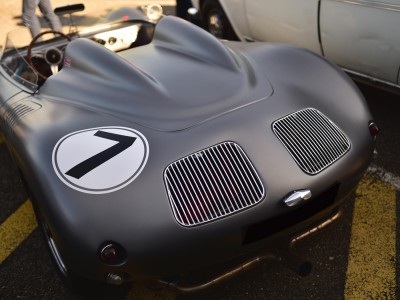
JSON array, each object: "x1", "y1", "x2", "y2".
[{"x1": 22, "y1": 0, "x2": 62, "y2": 38}]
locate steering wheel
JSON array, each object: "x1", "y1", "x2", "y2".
[{"x1": 27, "y1": 30, "x2": 72, "y2": 80}]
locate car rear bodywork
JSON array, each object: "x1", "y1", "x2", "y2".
[{"x1": 0, "y1": 16, "x2": 375, "y2": 287}]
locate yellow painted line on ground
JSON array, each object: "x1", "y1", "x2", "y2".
[
  {"x1": 0, "y1": 200, "x2": 37, "y2": 264},
  {"x1": 345, "y1": 175, "x2": 396, "y2": 299}
]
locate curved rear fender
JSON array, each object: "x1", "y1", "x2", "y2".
[{"x1": 237, "y1": 42, "x2": 370, "y2": 117}]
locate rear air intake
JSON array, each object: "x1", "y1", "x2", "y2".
[
  {"x1": 164, "y1": 142, "x2": 265, "y2": 226},
  {"x1": 272, "y1": 108, "x2": 350, "y2": 175}
]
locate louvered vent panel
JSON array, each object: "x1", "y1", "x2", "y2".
[
  {"x1": 164, "y1": 142, "x2": 265, "y2": 226},
  {"x1": 272, "y1": 108, "x2": 351, "y2": 175},
  {"x1": 3, "y1": 101, "x2": 42, "y2": 128}
]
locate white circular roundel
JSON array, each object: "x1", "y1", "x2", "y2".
[{"x1": 52, "y1": 127, "x2": 149, "y2": 194}]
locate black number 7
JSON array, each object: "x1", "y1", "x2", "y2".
[{"x1": 65, "y1": 130, "x2": 136, "y2": 179}]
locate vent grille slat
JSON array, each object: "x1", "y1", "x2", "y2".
[
  {"x1": 164, "y1": 142, "x2": 265, "y2": 226},
  {"x1": 1, "y1": 100, "x2": 42, "y2": 130},
  {"x1": 272, "y1": 108, "x2": 351, "y2": 175}
]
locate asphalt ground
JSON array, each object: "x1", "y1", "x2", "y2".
[{"x1": 1, "y1": 1, "x2": 400, "y2": 299}]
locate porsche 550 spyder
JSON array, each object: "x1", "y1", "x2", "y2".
[{"x1": 0, "y1": 5, "x2": 377, "y2": 290}]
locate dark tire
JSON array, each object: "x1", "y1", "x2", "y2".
[
  {"x1": 29, "y1": 192, "x2": 84, "y2": 290},
  {"x1": 22, "y1": 179, "x2": 132, "y2": 296},
  {"x1": 18, "y1": 173, "x2": 91, "y2": 291},
  {"x1": 200, "y1": 0, "x2": 239, "y2": 40}
]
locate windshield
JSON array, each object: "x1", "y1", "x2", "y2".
[
  {"x1": 0, "y1": 2, "x2": 164, "y2": 93},
  {"x1": 0, "y1": 28, "x2": 39, "y2": 91}
]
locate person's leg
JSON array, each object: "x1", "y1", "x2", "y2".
[
  {"x1": 22, "y1": 0, "x2": 42, "y2": 38},
  {"x1": 38, "y1": 0, "x2": 62, "y2": 32}
]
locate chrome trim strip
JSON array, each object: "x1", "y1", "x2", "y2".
[
  {"x1": 158, "y1": 254, "x2": 277, "y2": 292},
  {"x1": 329, "y1": 0, "x2": 400, "y2": 12},
  {"x1": 342, "y1": 67, "x2": 400, "y2": 90},
  {"x1": 48, "y1": 235, "x2": 68, "y2": 276},
  {"x1": 291, "y1": 210, "x2": 342, "y2": 243}
]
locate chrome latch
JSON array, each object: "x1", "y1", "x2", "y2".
[{"x1": 283, "y1": 190, "x2": 312, "y2": 207}]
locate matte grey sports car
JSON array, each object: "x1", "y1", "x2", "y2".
[{"x1": 0, "y1": 7, "x2": 377, "y2": 290}]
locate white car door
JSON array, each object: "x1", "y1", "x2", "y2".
[
  {"x1": 320, "y1": 0, "x2": 400, "y2": 84},
  {"x1": 244, "y1": 0, "x2": 322, "y2": 54}
]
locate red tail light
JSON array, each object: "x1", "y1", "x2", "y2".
[
  {"x1": 369, "y1": 121, "x2": 379, "y2": 137},
  {"x1": 99, "y1": 242, "x2": 126, "y2": 265}
]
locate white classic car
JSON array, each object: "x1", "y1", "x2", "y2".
[{"x1": 191, "y1": 0, "x2": 400, "y2": 88}]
